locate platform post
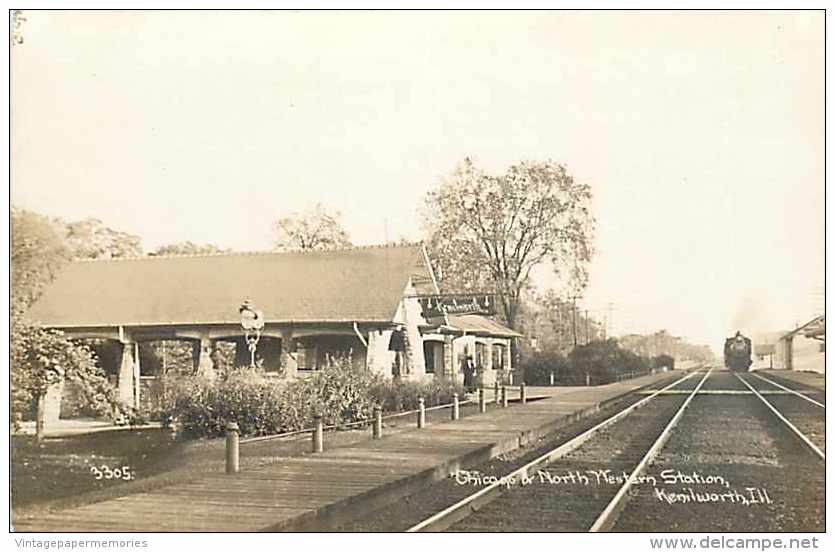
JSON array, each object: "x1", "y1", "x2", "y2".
[
  {"x1": 494, "y1": 381, "x2": 500, "y2": 404},
  {"x1": 501, "y1": 385, "x2": 508, "y2": 408},
  {"x1": 452, "y1": 393, "x2": 460, "y2": 420},
  {"x1": 312, "y1": 415, "x2": 323, "y2": 453},
  {"x1": 550, "y1": 372, "x2": 555, "y2": 386},
  {"x1": 520, "y1": 382, "x2": 527, "y2": 405},
  {"x1": 372, "y1": 405, "x2": 382, "y2": 440},
  {"x1": 586, "y1": 373, "x2": 590, "y2": 386},
  {"x1": 417, "y1": 398, "x2": 426, "y2": 428},
  {"x1": 225, "y1": 422, "x2": 240, "y2": 474},
  {"x1": 478, "y1": 388, "x2": 486, "y2": 413}
]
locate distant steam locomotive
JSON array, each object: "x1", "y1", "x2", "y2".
[{"x1": 724, "y1": 331, "x2": 752, "y2": 372}]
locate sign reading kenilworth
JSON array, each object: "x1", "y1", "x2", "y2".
[{"x1": 416, "y1": 294, "x2": 496, "y2": 318}]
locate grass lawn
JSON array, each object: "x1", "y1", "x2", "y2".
[{"x1": 12, "y1": 399, "x2": 501, "y2": 521}]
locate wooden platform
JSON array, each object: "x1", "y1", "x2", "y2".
[{"x1": 13, "y1": 371, "x2": 679, "y2": 533}]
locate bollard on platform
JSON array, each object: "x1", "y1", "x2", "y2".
[
  {"x1": 312, "y1": 415, "x2": 323, "y2": 453},
  {"x1": 372, "y1": 405, "x2": 382, "y2": 440},
  {"x1": 586, "y1": 373, "x2": 591, "y2": 386},
  {"x1": 550, "y1": 372, "x2": 555, "y2": 386},
  {"x1": 452, "y1": 393, "x2": 460, "y2": 420},
  {"x1": 501, "y1": 385, "x2": 508, "y2": 408},
  {"x1": 478, "y1": 388, "x2": 487, "y2": 413},
  {"x1": 225, "y1": 422, "x2": 240, "y2": 474},
  {"x1": 494, "y1": 381, "x2": 500, "y2": 404},
  {"x1": 417, "y1": 398, "x2": 426, "y2": 428},
  {"x1": 520, "y1": 382, "x2": 527, "y2": 405}
]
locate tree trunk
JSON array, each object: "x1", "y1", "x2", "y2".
[{"x1": 35, "y1": 393, "x2": 46, "y2": 444}]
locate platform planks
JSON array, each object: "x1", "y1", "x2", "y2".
[{"x1": 13, "y1": 371, "x2": 678, "y2": 533}]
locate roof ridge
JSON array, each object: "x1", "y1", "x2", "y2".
[{"x1": 73, "y1": 241, "x2": 426, "y2": 262}]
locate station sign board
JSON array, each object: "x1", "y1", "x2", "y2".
[{"x1": 415, "y1": 293, "x2": 496, "y2": 318}]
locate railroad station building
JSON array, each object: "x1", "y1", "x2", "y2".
[
  {"x1": 26, "y1": 243, "x2": 521, "y2": 421},
  {"x1": 774, "y1": 315, "x2": 825, "y2": 373}
]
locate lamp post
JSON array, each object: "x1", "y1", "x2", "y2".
[{"x1": 239, "y1": 299, "x2": 264, "y2": 368}]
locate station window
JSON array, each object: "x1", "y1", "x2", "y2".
[{"x1": 424, "y1": 341, "x2": 435, "y2": 374}]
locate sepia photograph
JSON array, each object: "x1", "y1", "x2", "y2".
[{"x1": 7, "y1": 6, "x2": 826, "y2": 543}]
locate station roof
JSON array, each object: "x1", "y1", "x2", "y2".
[
  {"x1": 421, "y1": 314, "x2": 523, "y2": 339},
  {"x1": 26, "y1": 244, "x2": 436, "y2": 329},
  {"x1": 447, "y1": 314, "x2": 524, "y2": 338},
  {"x1": 782, "y1": 315, "x2": 825, "y2": 341}
]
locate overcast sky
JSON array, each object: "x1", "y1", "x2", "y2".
[{"x1": 11, "y1": 10, "x2": 824, "y2": 350}]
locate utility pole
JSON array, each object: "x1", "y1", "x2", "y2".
[
  {"x1": 585, "y1": 310, "x2": 590, "y2": 345},
  {"x1": 569, "y1": 295, "x2": 581, "y2": 348}
]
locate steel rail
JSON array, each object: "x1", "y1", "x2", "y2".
[
  {"x1": 736, "y1": 374, "x2": 824, "y2": 460},
  {"x1": 405, "y1": 369, "x2": 700, "y2": 532},
  {"x1": 749, "y1": 373, "x2": 824, "y2": 409},
  {"x1": 588, "y1": 369, "x2": 712, "y2": 532}
]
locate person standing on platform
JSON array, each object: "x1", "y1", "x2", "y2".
[{"x1": 462, "y1": 355, "x2": 475, "y2": 393}]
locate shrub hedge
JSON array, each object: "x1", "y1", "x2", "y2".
[
  {"x1": 370, "y1": 378, "x2": 466, "y2": 412},
  {"x1": 521, "y1": 351, "x2": 569, "y2": 385},
  {"x1": 163, "y1": 360, "x2": 467, "y2": 439},
  {"x1": 520, "y1": 339, "x2": 655, "y2": 386}
]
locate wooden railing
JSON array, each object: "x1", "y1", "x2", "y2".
[{"x1": 224, "y1": 384, "x2": 530, "y2": 474}]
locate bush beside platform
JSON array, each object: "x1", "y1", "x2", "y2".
[
  {"x1": 165, "y1": 361, "x2": 467, "y2": 439},
  {"x1": 521, "y1": 339, "x2": 677, "y2": 386}
]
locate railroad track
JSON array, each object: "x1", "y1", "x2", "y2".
[
  {"x1": 614, "y1": 370, "x2": 824, "y2": 532},
  {"x1": 405, "y1": 369, "x2": 711, "y2": 532},
  {"x1": 746, "y1": 372, "x2": 825, "y2": 407},
  {"x1": 335, "y1": 368, "x2": 824, "y2": 532},
  {"x1": 735, "y1": 372, "x2": 825, "y2": 458}
]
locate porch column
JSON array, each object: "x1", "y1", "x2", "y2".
[
  {"x1": 483, "y1": 338, "x2": 493, "y2": 387},
  {"x1": 443, "y1": 335, "x2": 454, "y2": 378},
  {"x1": 280, "y1": 330, "x2": 298, "y2": 379},
  {"x1": 118, "y1": 341, "x2": 139, "y2": 407},
  {"x1": 366, "y1": 330, "x2": 391, "y2": 376},
  {"x1": 195, "y1": 334, "x2": 216, "y2": 381},
  {"x1": 43, "y1": 378, "x2": 65, "y2": 424}
]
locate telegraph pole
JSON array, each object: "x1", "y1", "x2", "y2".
[
  {"x1": 585, "y1": 310, "x2": 590, "y2": 344},
  {"x1": 570, "y1": 295, "x2": 580, "y2": 347}
]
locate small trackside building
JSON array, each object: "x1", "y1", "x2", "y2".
[
  {"x1": 774, "y1": 315, "x2": 825, "y2": 373},
  {"x1": 25, "y1": 243, "x2": 520, "y2": 418}
]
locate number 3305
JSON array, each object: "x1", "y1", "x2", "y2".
[{"x1": 90, "y1": 465, "x2": 134, "y2": 480}]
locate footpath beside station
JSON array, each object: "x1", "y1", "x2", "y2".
[{"x1": 14, "y1": 371, "x2": 679, "y2": 533}]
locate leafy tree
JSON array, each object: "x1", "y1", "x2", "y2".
[
  {"x1": 11, "y1": 316, "x2": 115, "y2": 442},
  {"x1": 11, "y1": 208, "x2": 70, "y2": 315},
  {"x1": 568, "y1": 339, "x2": 650, "y2": 384},
  {"x1": 11, "y1": 208, "x2": 143, "y2": 435},
  {"x1": 424, "y1": 158, "x2": 595, "y2": 331},
  {"x1": 653, "y1": 354, "x2": 676, "y2": 370},
  {"x1": 149, "y1": 241, "x2": 229, "y2": 256},
  {"x1": 618, "y1": 331, "x2": 713, "y2": 363},
  {"x1": 520, "y1": 351, "x2": 569, "y2": 385},
  {"x1": 62, "y1": 217, "x2": 143, "y2": 259},
  {"x1": 271, "y1": 203, "x2": 352, "y2": 251}
]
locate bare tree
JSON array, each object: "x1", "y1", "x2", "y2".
[{"x1": 271, "y1": 203, "x2": 352, "y2": 251}]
